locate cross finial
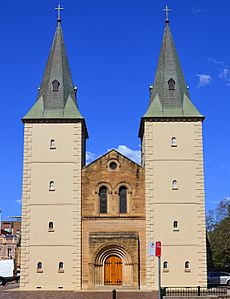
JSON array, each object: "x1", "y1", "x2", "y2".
[
  {"x1": 55, "y1": 3, "x2": 64, "y2": 23},
  {"x1": 163, "y1": 5, "x2": 171, "y2": 23}
]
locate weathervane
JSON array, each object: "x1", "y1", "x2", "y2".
[
  {"x1": 55, "y1": 3, "x2": 64, "y2": 22},
  {"x1": 163, "y1": 5, "x2": 171, "y2": 23}
]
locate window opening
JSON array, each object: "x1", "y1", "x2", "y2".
[
  {"x1": 37, "y1": 262, "x2": 43, "y2": 272},
  {"x1": 171, "y1": 137, "x2": 177, "y2": 147},
  {"x1": 99, "y1": 186, "x2": 107, "y2": 213},
  {"x1": 185, "y1": 261, "x2": 190, "y2": 269},
  {"x1": 168, "y1": 78, "x2": 176, "y2": 90},
  {"x1": 8, "y1": 247, "x2": 12, "y2": 258},
  {"x1": 173, "y1": 221, "x2": 178, "y2": 229},
  {"x1": 58, "y1": 262, "x2": 64, "y2": 272},
  {"x1": 109, "y1": 161, "x2": 117, "y2": 170},
  {"x1": 50, "y1": 139, "x2": 56, "y2": 149},
  {"x1": 49, "y1": 181, "x2": 55, "y2": 191},
  {"x1": 163, "y1": 261, "x2": 168, "y2": 269},
  {"x1": 48, "y1": 222, "x2": 54, "y2": 231},
  {"x1": 119, "y1": 186, "x2": 127, "y2": 214},
  {"x1": 172, "y1": 180, "x2": 178, "y2": 190},
  {"x1": 52, "y1": 79, "x2": 60, "y2": 91}
]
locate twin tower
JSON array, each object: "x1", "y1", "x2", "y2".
[{"x1": 20, "y1": 12, "x2": 207, "y2": 290}]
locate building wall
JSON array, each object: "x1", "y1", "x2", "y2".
[
  {"x1": 82, "y1": 150, "x2": 146, "y2": 289},
  {"x1": 0, "y1": 236, "x2": 17, "y2": 259},
  {"x1": 1, "y1": 221, "x2": 21, "y2": 236},
  {"x1": 20, "y1": 123, "x2": 83, "y2": 290},
  {"x1": 142, "y1": 120, "x2": 207, "y2": 289}
]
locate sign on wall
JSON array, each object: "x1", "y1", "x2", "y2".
[{"x1": 148, "y1": 241, "x2": 161, "y2": 257}]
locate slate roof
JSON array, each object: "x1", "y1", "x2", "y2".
[
  {"x1": 142, "y1": 21, "x2": 203, "y2": 120},
  {"x1": 23, "y1": 20, "x2": 86, "y2": 124}
]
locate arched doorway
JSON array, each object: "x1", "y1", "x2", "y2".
[
  {"x1": 104, "y1": 256, "x2": 122, "y2": 285},
  {"x1": 94, "y1": 244, "x2": 135, "y2": 287}
]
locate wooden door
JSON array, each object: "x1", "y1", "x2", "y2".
[{"x1": 104, "y1": 256, "x2": 122, "y2": 285}]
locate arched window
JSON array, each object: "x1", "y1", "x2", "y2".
[
  {"x1": 58, "y1": 262, "x2": 64, "y2": 272},
  {"x1": 119, "y1": 186, "x2": 127, "y2": 214},
  {"x1": 49, "y1": 181, "x2": 55, "y2": 191},
  {"x1": 185, "y1": 261, "x2": 190, "y2": 269},
  {"x1": 171, "y1": 137, "x2": 177, "y2": 147},
  {"x1": 173, "y1": 221, "x2": 178, "y2": 229},
  {"x1": 50, "y1": 139, "x2": 56, "y2": 149},
  {"x1": 99, "y1": 186, "x2": 107, "y2": 213},
  {"x1": 52, "y1": 79, "x2": 60, "y2": 91},
  {"x1": 168, "y1": 78, "x2": 176, "y2": 90},
  {"x1": 48, "y1": 222, "x2": 54, "y2": 231},
  {"x1": 172, "y1": 180, "x2": 178, "y2": 190},
  {"x1": 37, "y1": 262, "x2": 43, "y2": 272},
  {"x1": 163, "y1": 261, "x2": 168, "y2": 269}
]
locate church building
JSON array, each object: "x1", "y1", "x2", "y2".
[{"x1": 20, "y1": 7, "x2": 207, "y2": 290}]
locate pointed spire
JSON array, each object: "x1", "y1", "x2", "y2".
[
  {"x1": 23, "y1": 7, "x2": 85, "y2": 124},
  {"x1": 143, "y1": 11, "x2": 203, "y2": 119}
]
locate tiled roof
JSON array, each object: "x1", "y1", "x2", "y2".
[
  {"x1": 23, "y1": 21, "x2": 84, "y2": 121},
  {"x1": 143, "y1": 22, "x2": 203, "y2": 118}
]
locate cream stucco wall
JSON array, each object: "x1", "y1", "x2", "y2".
[
  {"x1": 142, "y1": 120, "x2": 207, "y2": 289},
  {"x1": 20, "y1": 123, "x2": 83, "y2": 290}
]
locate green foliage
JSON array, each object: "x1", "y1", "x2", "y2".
[{"x1": 207, "y1": 198, "x2": 230, "y2": 271}]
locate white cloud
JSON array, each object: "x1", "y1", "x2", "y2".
[
  {"x1": 207, "y1": 58, "x2": 224, "y2": 65},
  {"x1": 219, "y1": 68, "x2": 229, "y2": 80},
  {"x1": 15, "y1": 199, "x2": 22, "y2": 204},
  {"x1": 111, "y1": 145, "x2": 141, "y2": 164},
  {"x1": 86, "y1": 145, "x2": 141, "y2": 165},
  {"x1": 196, "y1": 74, "x2": 212, "y2": 87},
  {"x1": 86, "y1": 151, "x2": 98, "y2": 164},
  {"x1": 207, "y1": 58, "x2": 230, "y2": 86}
]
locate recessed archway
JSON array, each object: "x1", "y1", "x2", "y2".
[{"x1": 94, "y1": 244, "x2": 134, "y2": 287}]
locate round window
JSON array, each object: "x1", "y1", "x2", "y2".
[{"x1": 109, "y1": 161, "x2": 117, "y2": 170}]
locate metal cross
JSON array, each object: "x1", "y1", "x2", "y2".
[
  {"x1": 55, "y1": 4, "x2": 64, "y2": 21},
  {"x1": 163, "y1": 5, "x2": 171, "y2": 22}
]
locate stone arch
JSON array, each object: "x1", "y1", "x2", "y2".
[
  {"x1": 95, "y1": 182, "x2": 113, "y2": 195},
  {"x1": 93, "y1": 243, "x2": 134, "y2": 287}
]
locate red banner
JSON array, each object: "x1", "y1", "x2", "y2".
[{"x1": 155, "y1": 241, "x2": 161, "y2": 257}]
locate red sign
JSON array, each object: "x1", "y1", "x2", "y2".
[{"x1": 155, "y1": 241, "x2": 161, "y2": 257}]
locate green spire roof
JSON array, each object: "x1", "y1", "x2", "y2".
[
  {"x1": 143, "y1": 21, "x2": 203, "y2": 119},
  {"x1": 23, "y1": 20, "x2": 84, "y2": 121}
]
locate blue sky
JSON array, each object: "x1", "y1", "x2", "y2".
[{"x1": 0, "y1": 1, "x2": 229, "y2": 219}]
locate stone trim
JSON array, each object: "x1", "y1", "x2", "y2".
[{"x1": 20, "y1": 123, "x2": 33, "y2": 288}]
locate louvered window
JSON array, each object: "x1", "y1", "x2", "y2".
[
  {"x1": 168, "y1": 78, "x2": 175, "y2": 90},
  {"x1": 119, "y1": 186, "x2": 127, "y2": 214},
  {"x1": 99, "y1": 186, "x2": 107, "y2": 213},
  {"x1": 52, "y1": 79, "x2": 60, "y2": 91}
]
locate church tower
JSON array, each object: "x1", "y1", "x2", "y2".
[
  {"x1": 139, "y1": 12, "x2": 207, "y2": 288},
  {"x1": 20, "y1": 8, "x2": 88, "y2": 290}
]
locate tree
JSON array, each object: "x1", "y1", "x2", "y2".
[{"x1": 206, "y1": 198, "x2": 230, "y2": 271}]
